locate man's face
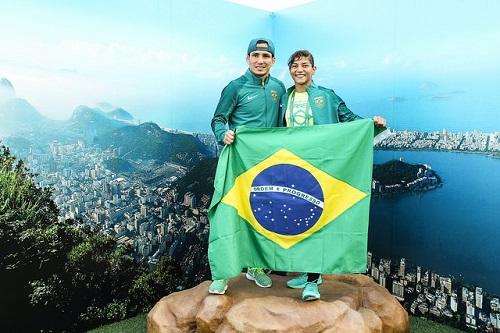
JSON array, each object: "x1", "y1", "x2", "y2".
[
  {"x1": 289, "y1": 56, "x2": 316, "y2": 87},
  {"x1": 246, "y1": 42, "x2": 275, "y2": 77}
]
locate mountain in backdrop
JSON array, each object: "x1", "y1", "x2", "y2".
[
  {"x1": 1, "y1": 78, "x2": 213, "y2": 169},
  {"x1": 0, "y1": 78, "x2": 15, "y2": 101},
  {"x1": 172, "y1": 157, "x2": 217, "y2": 200},
  {"x1": 1, "y1": 103, "x2": 134, "y2": 149},
  {"x1": 0, "y1": 80, "x2": 138, "y2": 149},
  {"x1": 65, "y1": 105, "x2": 130, "y2": 142},
  {"x1": 94, "y1": 102, "x2": 135, "y2": 122},
  {"x1": 372, "y1": 159, "x2": 442, "y2": 195},
  {"x1": 94, "y1": 122, "x2": 211, "y2": 166},
  {"x1": 0, "y1": 98, "x2": 48, "y2": 124},
  {"x1": 373, "y1": 159, "x2": 427, "y2": 184},
  {"x1": 0, "y1": 78, "x2": 52, "y2": 137},
  {"x1": 107, "y1": 107, "x2": 134, "y2": 121}
]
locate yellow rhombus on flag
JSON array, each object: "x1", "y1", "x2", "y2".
[{"x1": 222, "y1": 148, "x2": 367, "y2": 249}]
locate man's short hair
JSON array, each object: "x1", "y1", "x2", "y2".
[
  {"x1": 247, "y1": 38, "x2": 275, "y2": 57},
  {"x1": 288, "y1": 50, "x2": 315, "y2": 69}
]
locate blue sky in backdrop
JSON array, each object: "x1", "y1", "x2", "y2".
[{"x1": 1, "y1": 0, "x2": 499, "y2": 132}]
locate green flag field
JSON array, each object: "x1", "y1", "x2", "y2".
[{"x1": 208, "y1": 119, "x2": 374, "y2": 280}]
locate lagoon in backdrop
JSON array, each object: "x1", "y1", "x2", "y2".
[{"x1": 369, "y1": 150, "x2": 500, "y2": 294}]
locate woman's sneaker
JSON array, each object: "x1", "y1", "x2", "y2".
[
  {"x1": 302, "y1": 281, "x2": 320, "y2": 301},
  {"x1": 208, "y1": 279, "x2": 228, "y2": 294},
  {"x1": 287, "y1": 273, "x2": 323, "y2": 289}
]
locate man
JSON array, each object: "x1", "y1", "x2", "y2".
[
  {"x1": 280, "y1": 50, "x2": 386, "y2": 301},
  {"x1": 208, "y1": 38, "x2": 286, "y2": 294}
]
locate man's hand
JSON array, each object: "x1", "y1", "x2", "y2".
[
  {"x1": 373, "y1": 116, "x2": 387, "y2": 127},
  {"x1": 223, "y1": 130, "x2": 235, "y2": 145}
]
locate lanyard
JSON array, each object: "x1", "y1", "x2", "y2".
[{"x1": 287, "y1": 91, "x2": 312, "y2": 127}]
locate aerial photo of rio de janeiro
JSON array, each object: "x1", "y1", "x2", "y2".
[{"x1": 1, "y1": 1, "x2": 499, "y2": 332}]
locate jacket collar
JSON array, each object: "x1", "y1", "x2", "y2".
[
  {"x1": 287, "y1": 82, "x2": 317, "y2": 94},
  {"x1": 245, "y1": 69, "x2": 270, "y2": 85}
]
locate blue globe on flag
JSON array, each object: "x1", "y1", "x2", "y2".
[{"x1": 249, "y1": 164, "x2": 324, "y2": 235}]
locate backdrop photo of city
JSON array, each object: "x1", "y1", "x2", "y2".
[
  {"x1": 1, "y1": 0, "x2": 500, "y2": 332},
  {"x1": 2, "y1": 74, "x2": 499, "y2": 331}
]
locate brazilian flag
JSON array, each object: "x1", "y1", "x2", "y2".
[{"x1": 208, "y1": 119, "x2": 374, "y2": 280}]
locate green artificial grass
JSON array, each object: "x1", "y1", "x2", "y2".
[
  {"x1": 88, "y1": 314, "x2": 467, "y2": 333},
  {"x1": 87, "y1": 314, "x2": 147, "y2": 333},
  {"x1": 410, "y1": 316, "x2": 466, "y2": 333}
]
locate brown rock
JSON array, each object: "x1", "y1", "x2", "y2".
[
  {"x1": 359, "y1": 307, "x2": 383, "y2": 333},
  {"x1": 196, "y1": 295, "x2": 233, "y2": 333},
  {"x1": 147, "y1": 281, "x2": 210, "y2": 333},
  {"x1": 147, "y1": 274, "x2": 409, "y2": 333}
]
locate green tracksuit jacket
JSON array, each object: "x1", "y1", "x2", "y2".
[
  {"x1": 211, "y1": 69, "x2": 286, "y2": 144},
  {"x1": 278, "y1": 83, "x2": 361, "y2": 126}
]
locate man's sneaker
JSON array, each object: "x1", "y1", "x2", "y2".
[
  {"x1": 245, "y1": 268, "x2": 272, "y2": 288},
  {"x1": 302, "y1": 282, "x2": 320, "y2": 301},
  {"x1": 208, "y1": 279, "x2": 228, "y2": 294},
  {"x1": 287, "y1": 273, "x2": 323, "y2": 289}
]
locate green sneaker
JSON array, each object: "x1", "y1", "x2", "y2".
[
  {"x1": 245, "y1": 268, "x2": 272, "y2": 288},
  {"x1": 287, "y1": 273, "x2": 323, "y2": 289},
  {"x1": 208, "y1": 279, "x2": 228, "y2": 294},
  {"x1": 302, "y1": 282, "x2": 320, "y2": 301}
]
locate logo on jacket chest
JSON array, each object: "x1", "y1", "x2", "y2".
[
  {"x1": 271, "y1": 90, "x2": 279, "y2": 103},
  {"x1": 314, "y1": 96, "x2": 325, "y2": 109}
]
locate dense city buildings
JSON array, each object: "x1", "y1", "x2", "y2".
[
  {"x1": 367, "y1": 252, "x2": 500, "y2": 332},
  {"x1": 17, "y1": 139, "x2": 210, "y2": 270},
  {"x1": 376, "y1": 129, "x2": 500, "y2": 154}
]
